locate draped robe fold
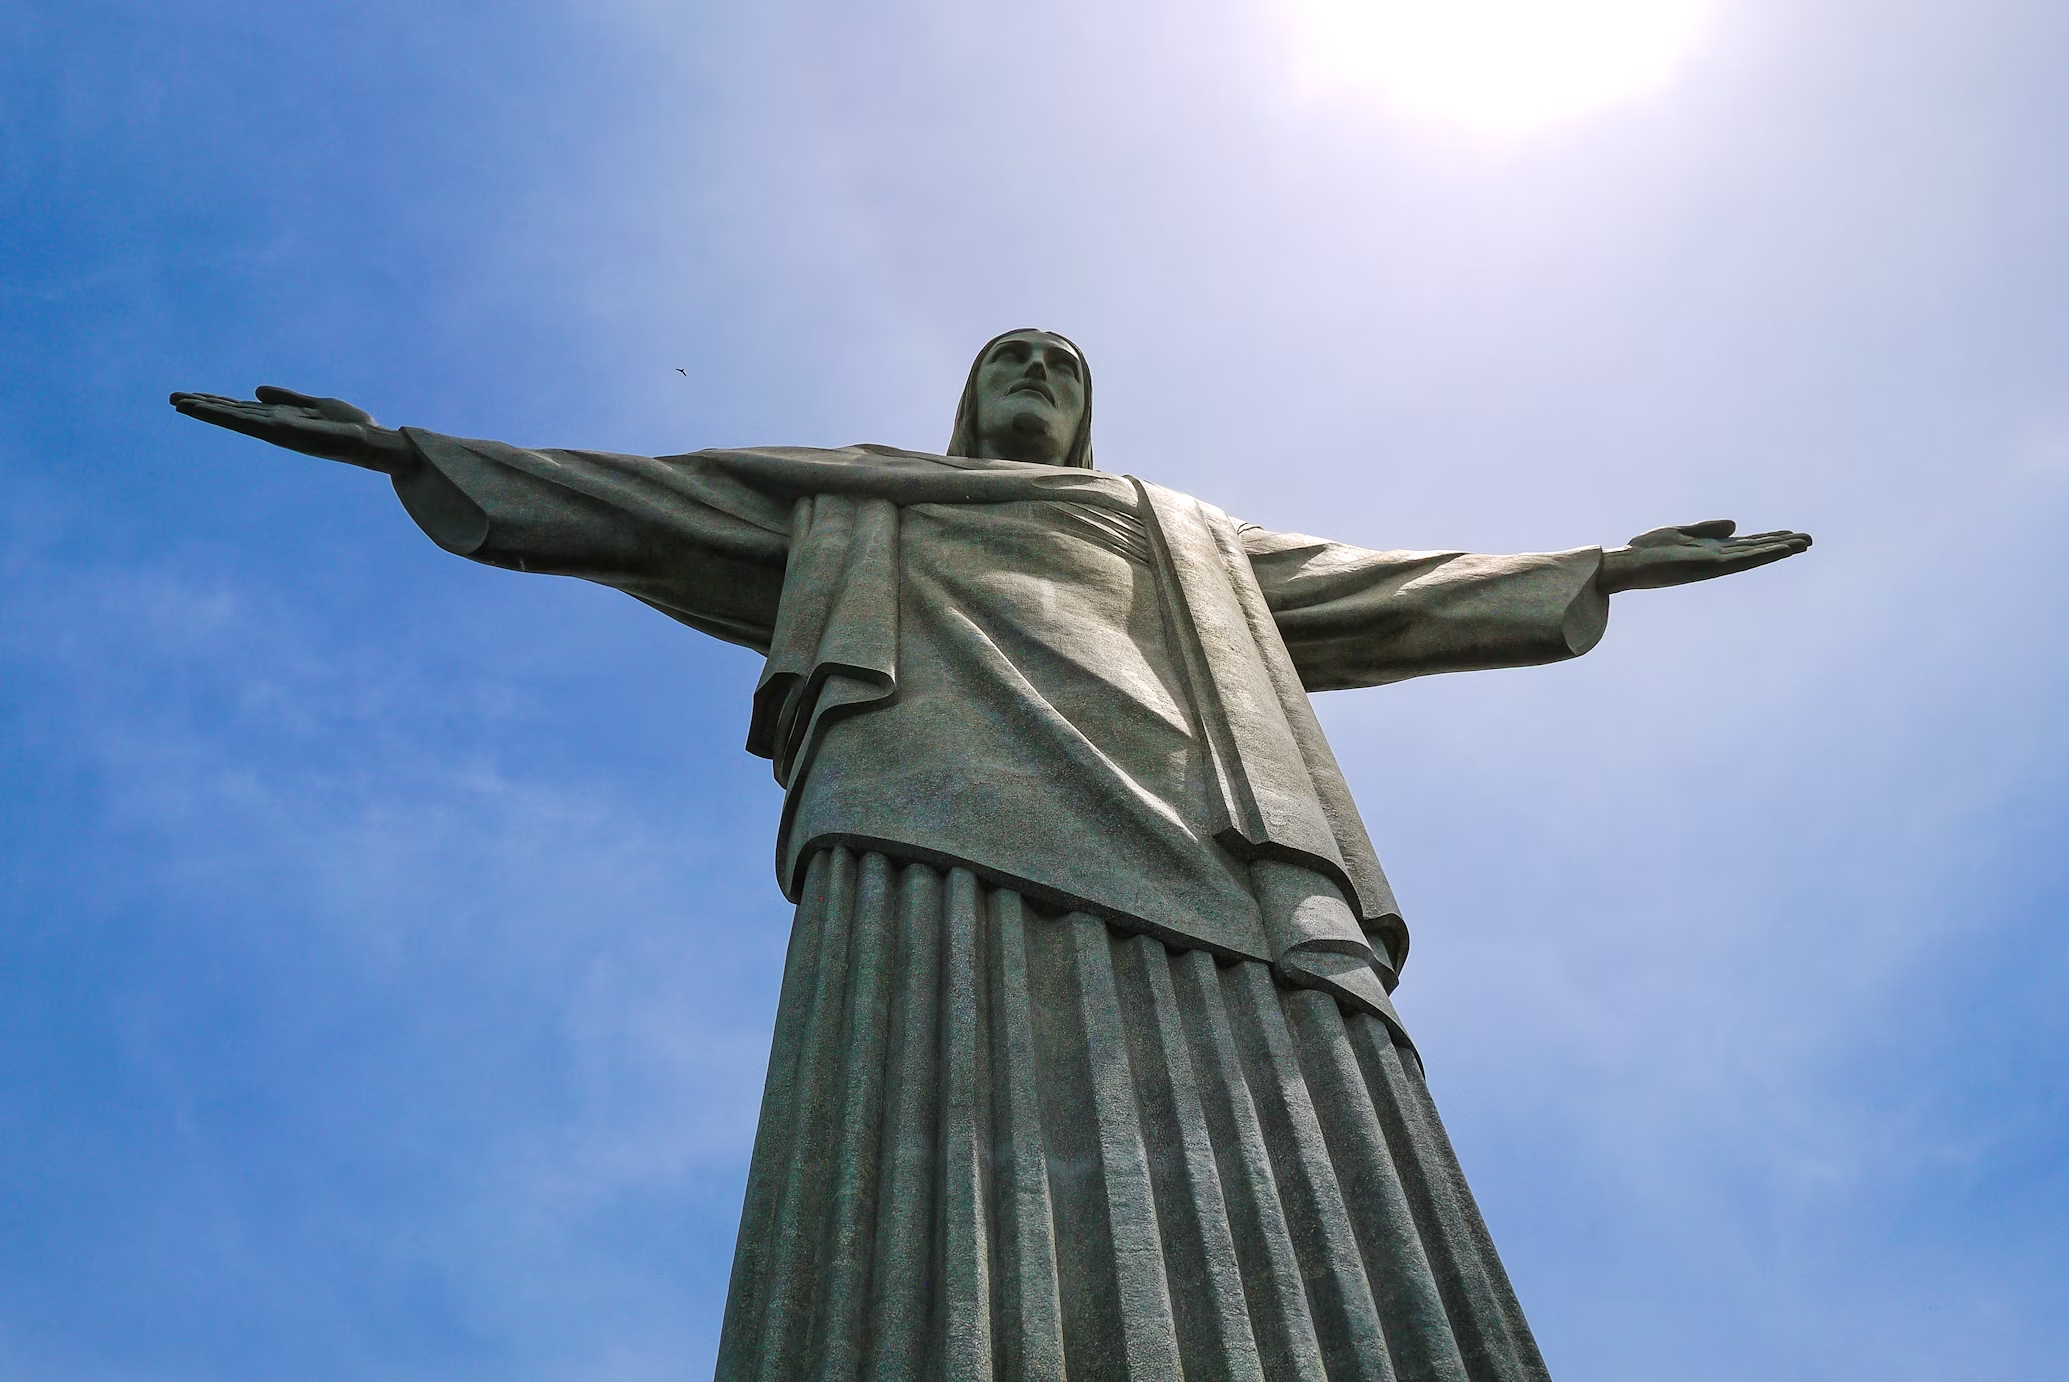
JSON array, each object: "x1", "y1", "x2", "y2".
[{"x1": 389, "y1": 430, "x2": 1609, "y2": 1380}]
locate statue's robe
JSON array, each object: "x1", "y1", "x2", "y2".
[{"x1": 393, "y1": 431, "x2": 1605, "y2": 1382}]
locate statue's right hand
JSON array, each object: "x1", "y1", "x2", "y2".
[{"x1": 170, "y1": 385, "x2": 415, "y2": 475}]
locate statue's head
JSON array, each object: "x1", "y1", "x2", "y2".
[{"x1": 947, "y1": 328, "x2": 1094, "y2": 469}]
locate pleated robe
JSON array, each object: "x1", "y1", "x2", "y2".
[
  {"x1": 384, "y1": 431, "x2": 1611, "y2": 1381},
  {"x1": 723, "y1": 848, "x2": 1552, "y2": 1382}
]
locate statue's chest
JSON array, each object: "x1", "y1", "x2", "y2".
[{"x1": 896, "y1": 500, "x2": 1192, "y2": 740}]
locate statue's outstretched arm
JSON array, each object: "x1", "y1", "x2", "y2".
[
  {"x1": 171, "y1": 386, "x2": 416, "y2": 475},
  {"x1": 171, "y1": 386, "x2": 793, "y2": 653},
  {"x1": 1597, "y1": 519, "x2": 1812, "y2": 593},
  {"x1": 1243, "y1": 512, "x2": 1811, "y2": 693}
]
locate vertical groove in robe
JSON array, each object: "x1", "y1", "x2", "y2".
[
  {"x1": 808, "y1": 852, "x2": 898, "y2": 1380},
  {"x1": 1172, "y1": 949, "x2": 1328, "y2": 1382},
  {"x1": 1070, "y1": 914, "x2": 1183, "y2": 1382},
  {"x1": 865, "y1": 863, "x2": 945, "y2": 1382},
  {"x1": 716, "y1": 849, "x2": 835, "y2": 1382},
  {"x1": 1288, "y1": 991, "x2": 1466, "y2": 1382},
  {"x1": 1224, "y1": 961, "x2": 1398, "y2": 1382},
  {"x1": 753, "y1": 848, "x2": 861, "y2": 1382},
  {"x1": 988, "y1": 890, "x2": 1067, "y2": 1382},
  {"x1": 1350, "y1": 1016, "x2": 1551, "y2": 1382},
  {"x1": 1115, "y1": 936, "x2": 1267, "y2": 1382},
  {"x1": 1022, "y1": 904, "x2": 1110, "y2": 1378},
  {"x1": 937, "y1": 868, "x2": 995, "y2": 1382}
]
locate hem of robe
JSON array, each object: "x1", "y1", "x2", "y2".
[
  {"x1": 781, "y1": 829, "x2": 1274, "y2": 964},
  {"x1": 717, "y1": 845, "x2": 1553, "y2": 1382},
  {"x1": 784, "y1": 829, "x2": 1408, "y2": 1027}
]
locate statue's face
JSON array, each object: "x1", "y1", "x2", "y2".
[{"x1": 971, "y1": 331, "x2": 1086, "y2": 465}]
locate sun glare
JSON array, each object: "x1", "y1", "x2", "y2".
[{"x1": 1290, "y1": 0, "x2": 1714, "y2": 134}]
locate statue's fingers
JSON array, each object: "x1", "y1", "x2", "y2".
[
  {"x1": 1718, "y1": 543, "x2": 1802, "y2": 572},
  {"x1": 1678, "y1": 518, "x2": 1737, "y2": 539},
  {"x1": 170, "y1": 391, "x2": 249, "y2": 411},
  {"x1": 254, "y1": 384, "x2": 322, "y2": 407},
  {"x1": 176, "y1": 402, "x2": 284, "y2": 441},
  {"x1": 1734, "y1": 528, "x2": 1813, "y2": 547},
  {"x1": 171, "y1": 394, "x2": 251, "y2": 423}
]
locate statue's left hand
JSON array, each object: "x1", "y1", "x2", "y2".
[
  {"x1": 1598, "y1": 519, "x2": 1812, "y2": 593},
  {"x1": 170, "y1": 386, "x2": 417, "y2": 475}
]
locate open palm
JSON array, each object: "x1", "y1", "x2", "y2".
[
  {"x1": 1598, "y1": 519, "x2": 1812, "y2": 593},
  {"x1": 169, "y1": 386, "x2": 414, "y2": 474}
]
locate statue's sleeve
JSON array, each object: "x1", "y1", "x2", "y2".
[
  {"x1": 1238, "y1": 523, "x2": 1610, "y2": 691},
  {"x1": 391, "y1": 428, "x2": 793, "y2": 653}
]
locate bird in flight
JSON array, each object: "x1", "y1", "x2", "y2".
[{"x1": 676, "y1": 368, "x2": 687, "y2": 376}]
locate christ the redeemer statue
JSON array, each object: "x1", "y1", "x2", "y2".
[{"x1": 173, "y1": 330, "x2": 1808, "y2": 1382}]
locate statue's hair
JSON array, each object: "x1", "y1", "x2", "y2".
[{"x1": 946, "y1": 328, "x2": 1095, "y2": 470}]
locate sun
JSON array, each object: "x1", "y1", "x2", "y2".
[{"x1": 1288, "y1": 0, "x2": 1715, "y2": 134}]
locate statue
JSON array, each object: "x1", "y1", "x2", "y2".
[{"x1": 172, "y1": 330, "x2": 1809, "y2": 1382}]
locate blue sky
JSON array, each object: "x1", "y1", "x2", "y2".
[{"x1": 3, "y1": 0, "x2": 2066, "y2": 1377}]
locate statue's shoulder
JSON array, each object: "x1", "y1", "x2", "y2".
[
  {"x1": 1128, "y1": 474, "x2": 1240, "y2": 527},
  {"x1": 672, "y1": 443, "x2": 886, "y2": 464},
  {"x1": 682, "y1": 442, "x2": 975, "y2": 471},
  {"x1": 847, "y1": 444, "x2": 1058, "y2": 475},
  {"x1": 682, "y1": 444, "x2": 1146, "y2": 509}
]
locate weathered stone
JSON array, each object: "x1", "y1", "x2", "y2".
[{"x1": 171, "y1": 329, "x2": 1809, "y2": 1379}]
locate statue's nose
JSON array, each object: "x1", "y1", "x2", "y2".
[{"x1": 1027, "y1": 360, "x2": 1048, "y2": 379}]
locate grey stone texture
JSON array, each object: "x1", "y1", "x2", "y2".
[{"x1": 169, "y1": 328, "x2": 1810, "y2": 1380}]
